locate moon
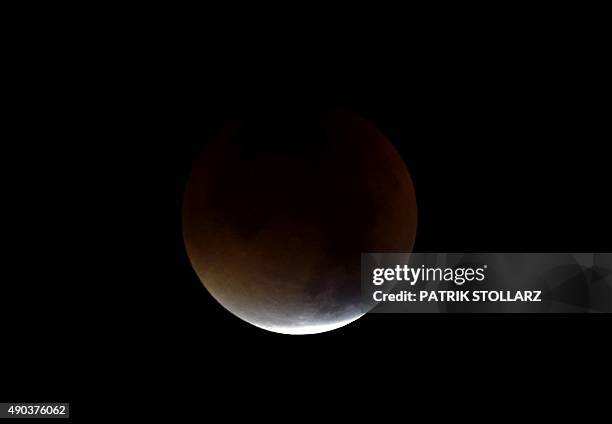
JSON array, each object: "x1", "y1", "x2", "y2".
[{"x1": 182, "y1": 110, "x2": 417, "y2": 334}]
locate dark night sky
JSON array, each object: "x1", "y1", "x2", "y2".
[{"x1": 2, "y1": 19, "x2": 610, "y2": 418}]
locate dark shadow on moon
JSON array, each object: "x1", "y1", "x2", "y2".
[{"x1": 182, "y1": 110, "x2": 418, "y2": 334}]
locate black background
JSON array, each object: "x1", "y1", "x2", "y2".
[{"x1": 2, "y1": 15, "x2": 610, "y2": 419}]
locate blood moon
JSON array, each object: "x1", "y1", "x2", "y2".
[{"x1": 182, "y1": 110, "x2": 417, "y2": 334}]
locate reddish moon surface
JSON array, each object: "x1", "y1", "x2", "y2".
[{"x1": 182, "y1": 110, "x2": 417, "y2": 334}]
